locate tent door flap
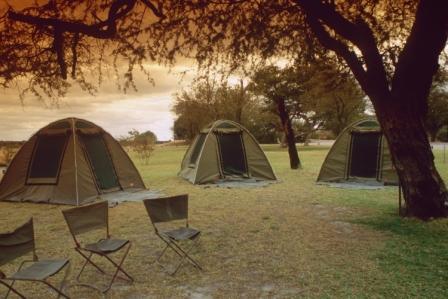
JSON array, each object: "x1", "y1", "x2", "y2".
[
  {"x1": 80, "y1": 133, "x2": 121, "y2": 192},
  {"x1": 215, "y1": 132, "x2": 249, "y2": 177},
  {"x1": 348, "y1": 132, "x2": 382, "y2": 179}
]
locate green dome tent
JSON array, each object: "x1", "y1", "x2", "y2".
[
  {"x1": 179, "y1": 120, "x2": 277, "y2": 184},
  {"x1": 317, "y1": 118, "x2": 398, "y2": 185},
  {"x1": 0, "y1": 118, "x2": 147, "y2": 205}
]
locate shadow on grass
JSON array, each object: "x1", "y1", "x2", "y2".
[{"x1": 352, "y1": 215, "x2": 448, "y2": 297}]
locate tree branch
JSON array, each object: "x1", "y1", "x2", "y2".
[
  {"x1": 392, "y1": 0, "x2": 448, "y2": 112},
  {"x1": 140, "y1": 0, "x2": 166, "y2": 19},
  {"x1": 71, "y1": 33, "x2": 80, "y2": 78},
  {"x1": 297, "y1": 0, "x2": 390, "y2": 100},
  {"x1": 305, "y1": 16, "x2": 368, "y2": 90},
  {"x1": 8, "y1": 0, "x2": 137, "y2": 39}
]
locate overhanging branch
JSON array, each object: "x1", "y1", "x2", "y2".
[
  {"x1": 306, "y1": 16, "x2": 368, "y2": 91},
  {"x1": 297, "y1": 0, "x2": 390, "y2": 100}
]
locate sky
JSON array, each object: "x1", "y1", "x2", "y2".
[
  {"x1": 0, "y1": 64, "x2": 195, "y2": 141},
  {"x1": 0, "y1": 0, "x2": 196, "y2": 142}
]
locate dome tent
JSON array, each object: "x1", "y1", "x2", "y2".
[
  {"x1": 0, "y1": 118, "x2": 146, "y2": 205},
  {"x1": 317, "y1": 118, "x2": 398, "y2": 185},
  {"x1": 179, "y1": 120, "x2": 277, "y2": 184}
]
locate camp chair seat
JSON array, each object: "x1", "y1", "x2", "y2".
[
  {"x1": 10, "y1": 259, "x2": 69, "y2": 281},
  {"x1": 0, "y1": 219, "x2": 71, "y2": 298},
  {"x1": 161, "y1": 227, "x2": 200, "y2": 241},
  {"x1": 84, "y1": 239, "x2": 129, "y2": 254}
]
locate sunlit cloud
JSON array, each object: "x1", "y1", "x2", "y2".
[{"x1": 0, "y1": 63, "x2": 196, "y2": 141}]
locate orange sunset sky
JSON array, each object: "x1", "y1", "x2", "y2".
[
  {"x1": 0, "y1": 63, "x2": 195, "y2": 141},
  {"x1": 0, "y1": 0, "x2": 198, "y2": 142}
]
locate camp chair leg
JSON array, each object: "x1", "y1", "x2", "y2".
[
  {"x1": 76, "y1": 251, "x2": 90, "y2": 281},
  {"x1": 170, "y1": 248, "x2": 189, "y2": 276},
  {"x1": 170, "y1": 236, "x2": 202, "y2": 269},
  {"x1": 75, "y1": 249, "x2": 106, "y2": 281},
  {"x1": 156, "y1": 236, "x2": 202, "y2": 275},
  {"x1": 56, "y1": 261, "x2": 71, "y2": 299},
  {"x1": 154, "y1": 242, "x2": 171, "y2": 264},
  {"x1": 102, "y1": 242, "x2": 133, "y2": 293},
  {"x1": 169, "y1": 237, "x2": 202, "y2": 275},
  {"x1": 73, "y1": 250, "x2": 111, "y2": 293},
  {"x1": 1, "y1": 280, "x2": 26, "y2": 299},
  {"x1": 2, "y1": 259, "x2": 34, "y2": 299},
  {"x1": 42, "y1": 281, "x2": 70, "y2": 299}
]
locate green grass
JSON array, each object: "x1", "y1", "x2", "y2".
[
  {"x1": 137, "y1": 144, "x2": 448, "y2": 298},
  {"x1": 1, "y1": 144, "x2": 447, "y2": 298}
]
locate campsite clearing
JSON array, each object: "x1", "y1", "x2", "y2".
[{"x1": 1, "y1": 145, "x2": 447, "y2": 298}]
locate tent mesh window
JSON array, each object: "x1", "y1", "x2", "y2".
[
  {"x1": 80, "y1": 134, "x2": 120, "y2": 191},
  {"x1": 215, "y1": 132, "x2": 248, "y2": 176},
  {"x1": 216, "y1": 122, "x2": 236, "y2": 129},
  {"x1": 75, "y1": 121, "x2": 95, "y2": 128},
  {"x1": 27, "y1": 134, "x2": 69, "y2": 184},
  {"x1": 356, "y1": 120, "x2": 379, "y2": 128},
  {"x1": 47, "y1": 121, "x2": 71, "y2": 130},
  {"x1": 348, "y1": 132, "x2": 382, "y2": 179},
  {"x1": 189, "y1": 133, "x2": 206, "y2": 166}
]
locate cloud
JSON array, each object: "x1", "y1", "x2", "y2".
[{"x1": 0, "y1": 63, "x2": 196, "y2": 141}]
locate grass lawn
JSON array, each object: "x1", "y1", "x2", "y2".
[{"x1": 1, "y1": 144, "x2": 448, "y2": 298}]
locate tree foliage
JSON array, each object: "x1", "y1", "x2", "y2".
[
  {"x1": 172, "y1": 77, "x2": 277, "y2": 143},
  {"x1": 250, "y1": 61, "x2": 366, "y2": 139},
  {"x1": 121, "y1": 129, "x2": 156, "y2": 164},
  {"x1": 302, "y1": 62, "x2": 367, "y2": 136},
  {"x1": 426, "y1": 70, "x2": 448, "y2": 141}
]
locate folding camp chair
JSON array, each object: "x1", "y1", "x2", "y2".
[
  {"x1": 61, "y1": 201, "x2": 133, "y2": 293},
  {"x1": 143, "y1": 195, "x2": 202, "y2": 275},
  {"x1": 0, "y1": 218, "x2": 71, "y2": 299}
]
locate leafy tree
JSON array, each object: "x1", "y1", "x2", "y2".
[
  {"x1": 243, "y1": 104, "x2": 279, "y2": 144},
  {"x1": 172, "y1": 89, "x2": 215, "y2": 141},
  {"x1": 437, "y1": 126, "x2": 448, "y2": 142},
  {"x1": 172, "y1": 76, "x2": 278, "y2": 143},
  {"x1": 172, "y1": 78, "x2": 248, "y2": 141},
  {"x1": 125, "y1": 129, "x2": 156, "y2": 164},
  {"x1": 249, "y1": 65, "x2": 304, "y2": 169},
  {"x1": 302, "y1": 62, "x2": 366, "y2": 136},
  {"x1": 248, "y1": 61, "x2": 365, "y2": 159},
  {"x1": 1, "y1": 0, "x2": 447, "y2": 218},
  {"x1": 426, "y1": 70, "x2": 448, "y2": 141}
]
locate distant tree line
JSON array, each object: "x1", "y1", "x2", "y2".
[
  {"x1": 172, "y1": 60, "x2": 367, "y2": 168},
  {"x1": 173, "y1": 61, "x2": 367, "y2": 140},
  {"x1": 173, "y1": 63, "x2": 448, "y2": 169}
]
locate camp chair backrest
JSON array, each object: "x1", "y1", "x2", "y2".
[
  {"x1": 62, "y1": 201, "x2": 109, "y2": 237},
  {"x1": 143, "y1": 195, "x2": 188, "y2": 224},
  {"x1": 0, "y1": 218, "x2": 35, "y2": 266}
]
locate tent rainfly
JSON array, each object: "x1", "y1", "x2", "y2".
[
  {"x1": 0, "y1": 118, "x2": 146, "y2": 205},
  {"x1": 179, "y1": 120, "x2": 277, "y2": 184},
  {"x1": 317, "y1": 118, "x2": 398, "y2": 185}
]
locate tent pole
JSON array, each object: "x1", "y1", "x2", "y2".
[{"x1": 72, "y1": 118, "x2": 79, "y2": 206}]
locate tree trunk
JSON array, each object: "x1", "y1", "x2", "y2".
[
  {"x1": 236, "y1": 79, "x2": 244, "y2": 123},
  {"x1": 376, "y1": 99, "x2": 447, "y2": 219},
  {"x1": 276, "y1": 98, "x2": 301, "y2": 169}
]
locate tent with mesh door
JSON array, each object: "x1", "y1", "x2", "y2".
[
  {"x1": 179, "y1": 120, "x2": 277, "y2": 184},
  {"x1": 317, "y1": 118, "x2": 398, "y2": 185},
  {"x1": 0, "y1": 118, "x2": 147, "y2": 205}
]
